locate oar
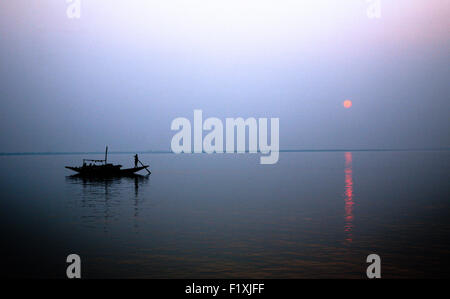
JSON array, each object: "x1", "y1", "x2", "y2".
[{"x1": 138, "y1": 159, "x2": 151, "y2": 174}]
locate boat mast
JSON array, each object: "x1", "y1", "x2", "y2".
[{"x1": 105, "y1": 146, "x2": 108, "y2": 164}]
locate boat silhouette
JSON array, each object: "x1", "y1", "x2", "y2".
[{"x1": 65, "y1": 146, "x2": 150, "y2": 176}]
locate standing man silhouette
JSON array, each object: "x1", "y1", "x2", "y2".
[{"x1": 134, "y1": 154, "x2": 139, "y2": 168}]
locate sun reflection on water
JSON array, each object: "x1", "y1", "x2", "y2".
[{"x1": 344, "y1": 152, "x2": 354, "y2": 243}]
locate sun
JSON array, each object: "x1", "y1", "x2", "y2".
[{"x1": 343, "y1": 100, "x2": 352, "y2": 109}]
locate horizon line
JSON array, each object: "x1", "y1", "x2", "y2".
[{"x1": 0, "y1": 148, "x2": 449, "y2": 156}]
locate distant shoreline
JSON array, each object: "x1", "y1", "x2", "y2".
[{"x1": 1, "y1": 148, "x2": 449, "y2": 156}]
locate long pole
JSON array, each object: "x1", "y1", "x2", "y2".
[
  {"x1": 139, "y1": 159, "x2": 151, "y2": 174},
  {"x1": 105, "y1": 146, "x2": 108, "y2": 164}
]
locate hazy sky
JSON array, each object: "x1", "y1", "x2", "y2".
[{"x1": 0, "y1": 0, "x2": 449, "y2": 152}]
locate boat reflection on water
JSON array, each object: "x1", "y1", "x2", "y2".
[
  {"x1": 65, "y1": 174, "x2": 150, "y2": 231},
  {"x1": 344, "y1": 152, "x2": 354, "y2": 244}
]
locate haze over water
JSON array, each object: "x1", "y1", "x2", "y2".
[
  {"x1": 1, "y1": 150, "x2": 449, "y2": 278},
  {"x1": 0, "y1": 0, "x2": 449, "y2": 279},
  {"x1": 1, "y1": 1, "x2": 449, "y2": 153}
]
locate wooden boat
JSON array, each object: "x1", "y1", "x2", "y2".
[{"x1": 65, "y1": 146, "x2": 150, "y2": 176}]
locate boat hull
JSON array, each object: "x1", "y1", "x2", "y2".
[{"x1": 65, "y1": 165, "x2": 150, "y2": 176}]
